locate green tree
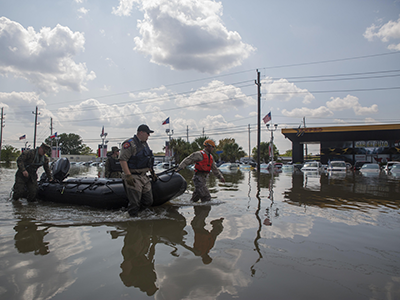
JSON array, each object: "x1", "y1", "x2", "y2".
[
  {"x1": 217, "y1": 138, "x2": 246, "y2": 162},
  {"x1": 169, "y1": 138, "x2": 193, "y2": 163},
  {"x1": 282, "y1": 149, "x2": 292, "y2": 157},
  {"x1": 45, "y1": 133, "x2": 92, "y2": 155},
  {"x1": 252, "y1": 142, "x2": 279, "y2": 163},
  {"x1": 1, "y1": 145, "x2": 20, "y2": 162}
]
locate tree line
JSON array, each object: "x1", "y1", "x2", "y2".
[
  {"x1": 1, "y1": 133, "x2": 281, "y2": 164},
  {"x1": 169, "y1": 136, "x2": 279, "y2": 164}
]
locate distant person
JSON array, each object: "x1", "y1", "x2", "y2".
[
  {"x1": 176, "y1": 139, "x2": 225, "y2": 202},
  {"x1": 105, "y1": 146, "x2": 122, "y2": 178},
  {"x1": 12, "y1": 143, "x2": 53, "y2": 202},
  {"x1": 119, "y1": 124, "x2": 156, "y2": 217}
]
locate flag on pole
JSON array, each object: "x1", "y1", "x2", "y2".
[
  {"x1": 263, "y1": 112, "x2": 271, "y2": 124},
  {"x1": 162, "y1": 117, "x2": 170, "y2": 125},
  {"x1": 50, "y1": 132, "x2": 57, "y2": 139},
  {"x1": 101, "y1": 126, "x2": 104, "y2": 136},
  {"x1": 19, "y1": 134, "x2": 26, "y2": 140}
]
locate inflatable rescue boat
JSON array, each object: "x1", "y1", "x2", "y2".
[{"x1": 37, "y1": 158, "x2": 187, "y2": 209}]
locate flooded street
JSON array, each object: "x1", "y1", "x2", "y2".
[{"x1": 0, "y1": 164, "x2": 399, "y2": 300}]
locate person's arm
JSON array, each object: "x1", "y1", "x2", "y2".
[
  {"x1": 176, "y1": 152, "x2": 202, "y2": 171},
  {"x1": 104, "y1": 159, "x2": 111, "y2": 178},
  {"x1": 120, "y1": 160, "x2": 130, "y2": 175},
  {"x1": 17, "y1": 151, "x2": 30, "y2": 177},
  {"x1": 43, "y1": 157, "x2": 53, "y2": 181},
  {"x1": 211, "y1": 160, "x2": 225, "y2": 182}
]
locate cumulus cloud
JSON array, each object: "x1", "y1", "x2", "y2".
[
  {"x1": 112, "y1": 0, "x2": 136, "y2": 16},
  {"x1": 56, "y1": 98, "x2": 147, "y2": 127},
  {"x1": 126, "y1": 0, "x2": 255, "y2": 73},
  {"x1": 326, "y1": 95, "x2": 378, "y2": 115},
  {"x1": 363, "y1": 15, "x2": 400, "y2": 50},
  {"x1": 0, "y1": 92, "x2": 54, "y2": 122},
  {"x1": 281, "y1": 106, "x2": 333, "y2": 118},
  {"x1": 174, "y1": 80, "x2": 255, "y2": 110},
  {"x1": 262, "y1": 77, "x2": 315, "y2": 104},
  {"x1": 78, "y1": 7, "x2": 89, "y2": 16},
  {"x1": 0, "y1": 17, "x2": 95, "y2": 93}
]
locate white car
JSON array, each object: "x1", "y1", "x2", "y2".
[
  {"x1": 327, "y1": 161, "x2": 347, "y2": 172},
  {"x1": 384, "y1": 161, "x2": 400, "y2": 173},
  {"x1": 360, "y1": 163, "x2": 381, "y2": 176},
  {"x1": 301, "y1": 161, "x2": 323, "y2": 172}
]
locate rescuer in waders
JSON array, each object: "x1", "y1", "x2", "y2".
[
  {"x1": 12, "y1": 143, "x2": 53, "y2": 202},
  {"x1": 119, "y1": 125, "x2": 156, "y2": 217},
  {"x1": 105, "y1": 146, "x2": 122, "y2": 178},
  {"x1": 176, "y1": 139, "x2": 225, "y2": 202}
]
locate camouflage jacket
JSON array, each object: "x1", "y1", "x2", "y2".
[{"x1": 16, "y1": 148, "x2": 52, "y2": 180}]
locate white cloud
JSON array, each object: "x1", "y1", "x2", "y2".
[
  {"x1": 0, "y1": 92, "x2": 54, "y2": 122},
  {"x1": 78, "y1": 7, "x2": 89, "y2": 15},
  {"x1": 364, "y1": 15, "x2": 400, "y2": 50},
  {"x1": 262, "y1": 77, "x2": 315, "y2": 104},
  {"x1": 0, "y1": 17, "x2": 95, "y2": 93},
  {"x1": 281, "y1": 106, "x2": 333, "y2": 118},
  {"x1": 112, "y1": 0, "x2": 136, "y2": 16},
  {"x1": 131, "y1": 0, "x2": 255, "y2": 73},
  {"x1": 56, "y1": 98, "x2": 147, "y2": 127},
  {"x1": 326, "y1": 95, "x2": 378, "y2": 115},
  {"x1": 174, "y1": 80, "x2": 255, "y2": 110}
]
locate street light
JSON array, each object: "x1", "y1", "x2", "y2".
[
  {"x1": 166, "y1": 128, "x2": 174, "y2": 167},
  {"x1": 266, "y1": 123, "x2": 278, "y2": 171}
]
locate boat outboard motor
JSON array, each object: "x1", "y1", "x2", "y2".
[{"x1": 51, "y1": 157, "x2": 70, "y2": 182}]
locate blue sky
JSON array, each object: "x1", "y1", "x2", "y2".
[{"x1": 1, "y1": 0, "x2": 400, "y2": 155}]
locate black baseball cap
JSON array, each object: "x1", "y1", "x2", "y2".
[{"x1": 137, "y1": 124, "x2": 154, "y2": 134}]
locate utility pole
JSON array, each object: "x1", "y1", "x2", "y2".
[
  {"x1": 50, "y1": 117, "x2": 53, "y2": 136},
  {"x1": 303, "y1": 116, "x2": 307, "y2": 160},
  {"x1": 187, "y1": 125, "x2": 189, "y2": 142},
  {"x1": 0, "y1": 108, "x2": 4, "y2": 161},
  {"x1": 255, "y1": 70, "x2": 261, "y2": 169},
  {"x1": 32, "y1": 106, "x2": 39, "y2": 149},
  {"x1": 248, "y1": 124, "x2": 251, "y2": 160}
]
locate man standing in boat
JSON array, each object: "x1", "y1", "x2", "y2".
[
  {"x1": 105, "y1": 146, "x2": 122, "y2": 178},
  {"x1": 176, "y1": 139, "x2": 225, "y2": 202},
  {"x1": 119, "y1": 124, "x2": 156, "y2": 217},
  {"x1": 12, "y1": 143, "x2": 53, "y2": 202}
]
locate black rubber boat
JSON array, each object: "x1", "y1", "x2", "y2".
[{"x1": 37, "y1": 158, "x2": 187, "y2": 209}]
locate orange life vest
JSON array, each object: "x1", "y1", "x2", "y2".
[{"x1": 195, "y1": 150, "x2": 213, "y2": 173}]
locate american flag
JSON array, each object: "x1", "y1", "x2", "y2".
[
  {"x1": 263, "y1": 112, "x2": 271, "y2": 124},
  {"x1": 19, "y1": 134, "x2": 26, "y2": 140}
]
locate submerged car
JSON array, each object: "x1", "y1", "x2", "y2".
[
  {"x1": 360, "y1": 163, "x2": 381, "y2": 175},
  {"x1": 327, "y1": 161, "x2": 347, "y2": 172},
  {"x1": 384, "y1": 161, "x2": 400, "y2": 173},
  {"x1": 353, "y1": 161, "x2": 365, "y2": 171},
  {"x1": 301, "y1": 161, "x2": 323, "y2": 172}
]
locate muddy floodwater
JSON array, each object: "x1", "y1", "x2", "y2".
[{"x1": 0, "y1": 163, "x2": 399, "y2": 300}]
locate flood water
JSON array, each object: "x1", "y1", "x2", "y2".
[{"x1": 1, "y1": 163, "x2": 399, "y2": 300}]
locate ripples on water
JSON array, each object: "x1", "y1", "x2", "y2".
[{"x1": 0, "y1": 163, "x2": 399, "y2": 300}]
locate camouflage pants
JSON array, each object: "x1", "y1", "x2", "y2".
[
  {"x1": 191, "y1": 173, "x2": 211, "y2": 202},
  {"x1": 107, "y1": 171, "x2": 122, "y2": 179},
  {"x1": 122, "y1": 173, "x2": 153, "y2": 216},
  {"x1": 13, "y1": 172, "x2": 38, "y2": 202}
]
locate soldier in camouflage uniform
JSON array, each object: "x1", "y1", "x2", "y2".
[
  {"x1": 176, "y1": 139, "x2": 225, "y2": 202},
  {"x1": 105, "y1": 146, "x2": 122, "y2": 178},
  {"x1": 12, "y1": 143, "x2": 53, "y2": 202}
]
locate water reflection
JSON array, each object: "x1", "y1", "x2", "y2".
[
  {"x1": 108, "y1": 206, "x2": 186, "y2": 295},
  {"x1": 13, "y1": 218, "x2": 50, "y2": 255},
  {"x1": 284, "y1": 171, "x2": 400, "y2": 209},
  {"x1": 190, "y1": 206, "x2": 224, "y2": 264}
]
